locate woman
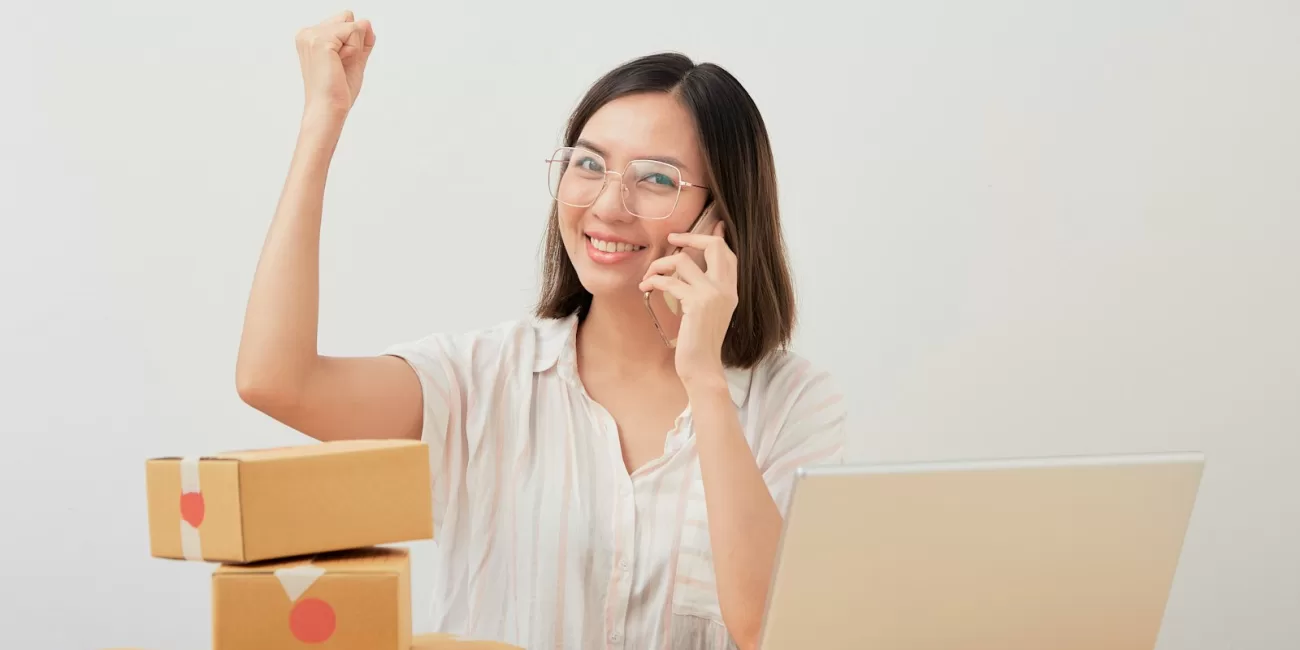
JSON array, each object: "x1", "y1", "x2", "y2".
[{"x1": 236, "y1": 10, "x2": 846, "y2": 650}]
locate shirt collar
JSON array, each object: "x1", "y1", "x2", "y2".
[{"x1": 531, "y1": 314, "x2": 751, "y2": 408}]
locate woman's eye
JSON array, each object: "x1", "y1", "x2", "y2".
[
  {"x1": 643, "y1": 172, "x2": 676, "y2": 187},
  {"x1": 576, "y1": 157, "x2": 603, "y2": 172}
]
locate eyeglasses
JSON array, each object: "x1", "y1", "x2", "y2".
[{"x1": 546, "y1": 146, "x2": 709, "y2": 220}]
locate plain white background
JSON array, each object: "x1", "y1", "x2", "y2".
[{"x1": 2, "y1": 0, "x2": 1297, "y2": 648}]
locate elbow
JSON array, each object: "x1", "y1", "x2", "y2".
[
  {"x1": 235, "y1": 362, "x2": 296, "y2": 415},
  {"x1": 235, "y1": 370, "x2": 273, "y2": 412},
  {"x1": 732, "y1": 626, "x2": 760, "y2": 650},
  {"x1": 724, "y1": 612, "x2": 763, "y2": 650}
]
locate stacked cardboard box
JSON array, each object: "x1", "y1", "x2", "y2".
[{"x1": 138, "y1": 439, "x2": 522, "y2": 650}]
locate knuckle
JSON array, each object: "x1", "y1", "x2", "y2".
[{"x1": 304, "y1": 30, "x2": 334, "y2": 48}]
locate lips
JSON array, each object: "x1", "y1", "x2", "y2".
[{"x1": 584, "y1": 234, "x2": 647, "y2": 265}]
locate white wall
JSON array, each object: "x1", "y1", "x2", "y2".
[{"x1": 2, "y1": 0, "x2": 1296, "y2": 648}]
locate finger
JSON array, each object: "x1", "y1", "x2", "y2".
[
  {"x1": 354, "y1": 20, "x2": 377, "y2": 65},
  {"x1": 643, "y1": 253, "x2": 706, "y2": 285},
  {"x1": 639, "y1": 274, "x2": 694, "y2": 300},
  {"x1": 360, "y1": 19, "x2": 377, "y2": 49},
  {"x1": 314, "y1": 22, "x2": 365, "y2": 52},
  {"x1": 666, "y1": 231, "x2": 726, "y2": 252},
  {"x1": 325, "y1": 10, "x2": 354, "y2": 23},
  {"x1": 667, "y1": 232, "x2": 736, "y2": 278},
  {"x1": 342, "y1": 21, "x2": 365, "y2": 53}
]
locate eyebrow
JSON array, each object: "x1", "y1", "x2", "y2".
[{"x1": 574, "y1": 138, "x2": 692, "y2": 172}]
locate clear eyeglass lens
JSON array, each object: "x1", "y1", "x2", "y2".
[{"x1": 623, "y1": 160, "x2": 681, "y2": 219}]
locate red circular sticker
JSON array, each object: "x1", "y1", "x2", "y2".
[
  {"x1": 179, "y1": 492, "x2": 205, "y2": 528},
  {"x1": 289, "y1": 598, "x2": 336, "y2": 643}
]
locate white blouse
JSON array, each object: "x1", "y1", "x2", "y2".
[{"x1": 384, "y1": 314, "x2": 847, "y2": 650}]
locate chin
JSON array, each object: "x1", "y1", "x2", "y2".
[{"x1": 573, "y1": 263, "x2": 641, "y2": 299}]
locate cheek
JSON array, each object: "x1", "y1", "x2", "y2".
[
  {"x1": 558, "y1": 206, "x2": 584, "y2": 243},
  {"x1": 559, "y1": 204, "x2": 582, "y2": 227},
  {"x1": 645, "y1": 214, "x2": 697, "y2": 255}
]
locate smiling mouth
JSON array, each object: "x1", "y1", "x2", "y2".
[{"x1": 587, "y1": 235, "x2": 646, "y2": 253}]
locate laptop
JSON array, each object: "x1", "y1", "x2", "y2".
[{"x1": 757, "y1": 452, "x2": 1205, "y2": 650}]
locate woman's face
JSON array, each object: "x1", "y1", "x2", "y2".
[{"x1": 558, "y1": 92, "x2": 710, "y2": 300}]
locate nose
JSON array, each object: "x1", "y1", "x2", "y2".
[{"x1": 591, "y1": 171, "x2": 635, "y2": 224}]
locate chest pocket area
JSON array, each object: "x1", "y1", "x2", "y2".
[{"x1": 671, "y1": 477, "x2": 723, "y2": 622}]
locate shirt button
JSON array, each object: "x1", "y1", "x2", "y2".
[
  {"x1": 610, "y1": 632, "x2": 621, "y2": 642},
  {"x1": 619, "y1": 559, "x2": 629, "y2": 571}
]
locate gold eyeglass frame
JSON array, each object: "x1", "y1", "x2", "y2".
[{"x1": 545, "y1": 146, "x2": 709, "y2": 220}]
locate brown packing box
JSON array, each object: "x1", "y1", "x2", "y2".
[
  {"x1": 99, "y1": 631, "x2": 524, "y2": 650},
  {"x1": 214, "y1": 547, "x2": 411, "y2": 650},
  {"x1": 145, "y1": 439, "x2": 433, "y2": 563},
  {"x1": 411, "y1": 633, "x2": 525, "y2": 649}
]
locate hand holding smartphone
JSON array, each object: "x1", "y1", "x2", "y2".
[{"x1": 643, "y1": 205, "x2": 721, "y2": 348}]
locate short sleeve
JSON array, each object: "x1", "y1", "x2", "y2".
[
  {"x1": 390, "y1": 330, "x2": 467, "y2": 441},
  {"x1": 755, "y1": 359, "x2": 849, "y2": 515},
  {"x1": 381, "y1": 319, "x2": 540, "y2": 540},
  {"x1": 384, "y1": 332, "x2": 465, "y2": 464},
  {"x1": 382, "y1": 330, "x2": 478, "y2": 540}
]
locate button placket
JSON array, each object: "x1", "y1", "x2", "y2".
[
  {"x1": 605, "y1": 471, "x2": 636, "y2": 650},
  {"x1": 589, "y1": 389, "x2": 634, "y2": 650},
  {"x1": 615, "y1": 494, "x2": 636, "y2": 647}
]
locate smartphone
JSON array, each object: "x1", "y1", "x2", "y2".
[{"x1": 644, "y1": 204, "x2": 721, "y2": 348}]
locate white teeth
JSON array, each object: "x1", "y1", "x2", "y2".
[{"x1": 589, "y1": 237, "x2": 643, "y2": 253}]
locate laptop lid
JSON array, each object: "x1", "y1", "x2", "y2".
[{"x1": 758, "y1": 452, "x2": 1204, "y2": 650}]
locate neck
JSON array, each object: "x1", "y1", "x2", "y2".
[{"x1": 578, "y1": 292, "x2": 677, "y2": 373}]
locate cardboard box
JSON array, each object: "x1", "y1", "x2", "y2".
[
  {"x1": 146, "y1": 439, "x2": 432, "y2": 563},
  {"x1": 213, "y1": 547, "x2": 411, "y2": 650},
  {"x1": 411, "y1": 633, "x2": 524, "y2": 649}
]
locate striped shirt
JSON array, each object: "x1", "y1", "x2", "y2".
[{"x1": 384, "y1": 314, "x2": 847, "y2": 650}]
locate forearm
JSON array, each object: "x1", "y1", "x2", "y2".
[
  {"x1": 236, "y1": 111, "x2": 345, "y2": 397},
  {"x1": 687, "y1": 377, "x2": 782, "y2": 650}
]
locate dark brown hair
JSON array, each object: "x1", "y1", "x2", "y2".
[{"x1": 535, "y1": 52, "x2": 795, "y2": 368}]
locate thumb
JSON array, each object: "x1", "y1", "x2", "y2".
[
  {"x1": 356, "y1": 19, "x2": 376, "y2": 62},
  {"x1": 315, "y1": 21, "x2": 365, "y2": 53},
  {"x1": 358, "y1": 19, "x2": 376, "y2": 47},
  {"x1": 342, "y1": 20, "x2": 365, "y2": 55}
]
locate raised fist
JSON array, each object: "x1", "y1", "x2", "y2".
[{"x1": 294, "y1": 10, "x2": 376, "y2": 117}]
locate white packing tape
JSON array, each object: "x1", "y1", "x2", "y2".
[
  {"x1": 179, "y1": 456, "x2": 202, "y2": 493},
  {"x1": 275, "y1": 562, "x2": 327, "y2": 601},
  {"x1": 179, "y1": 456, "x2": 204, "y2": 561}
]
